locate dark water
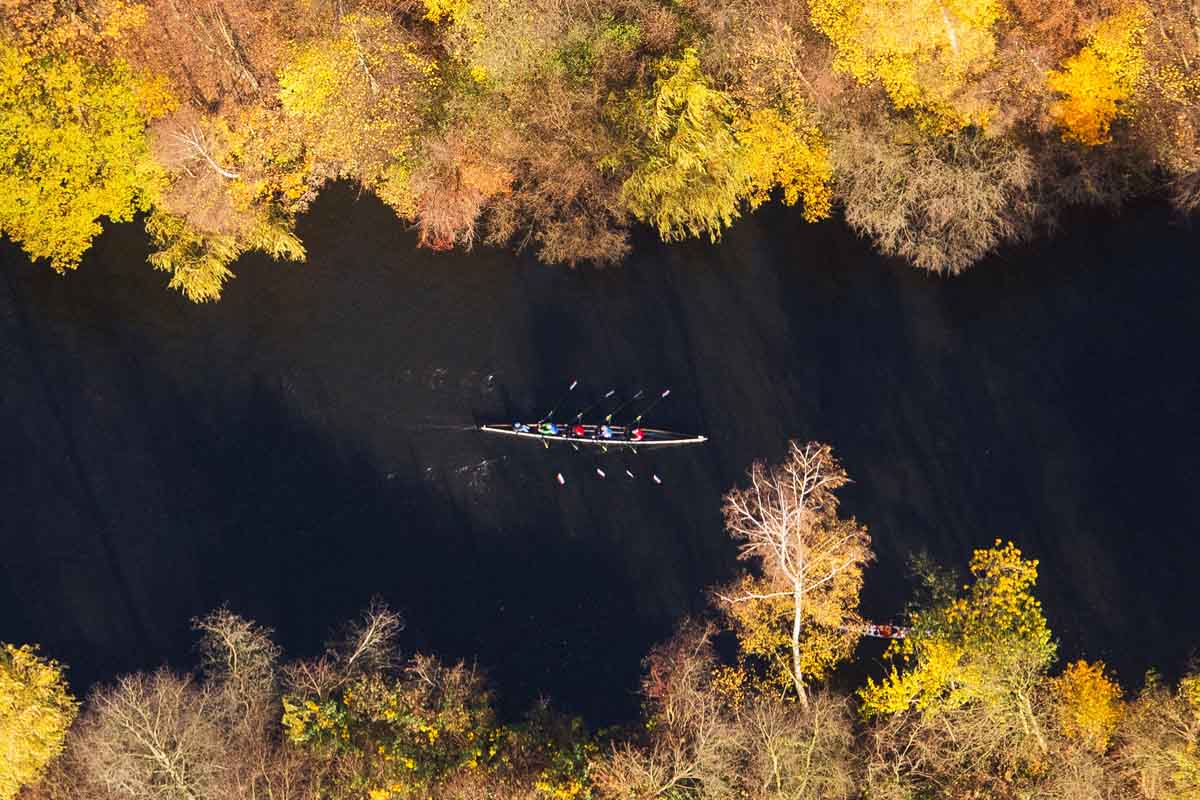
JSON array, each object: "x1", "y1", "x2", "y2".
[{"x1": 2, "y1": 186, "x2": 1198, "y2": 722}]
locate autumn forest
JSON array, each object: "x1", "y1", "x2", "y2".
[
  {"x1": 3, "y1": 0, "x2": 1199, "y2": 799},
  {"x1": 1, "y1": 0, "x2": 1198, "y2": 301}
]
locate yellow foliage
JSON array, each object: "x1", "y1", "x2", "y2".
[
  {"x1": 96, "y1": 0, "x2": 150, "y2": 42},
  {"x1": 945, "y1": 540, "x2": 1051, "y2": 646},
  {"x1": 809, "y1": 0, "x2": 1004, "y2": 131},
  {"x1": 621, "y1": 50, "x2": 835, "y2": 242},
  {"x1": 735, "y1": 108, "x2": 833, "y2": 222},
  {"x1": 718, "y1": 573, "x2": 862, "y2": 701},
  {"x1": 145, "y1": 209, "x2": 303, "y2": 303},
  {"x1": 420, "y1": 0, "x2": 474, "y2": 26},
  {"x1": 1181, "y1": 673, "x2": 1200, "y2": 716},
  {"x1": 620, "y1": 48, "x2": 745, "y2": 241},
  {"x1": 859, "y1": 638, "x2": 967, "y2": 716},
  {"x1": 1053, "y1": 660, "x2": 1122, "y2": 752},
  {"x1": 0, "y1": 644, "x2": 78, "y2": 800},
  {"x1": 859, "y1": 541, "x2": 1056, "y2": 718},
  {"x1": 277, "y1": 12, "x2": 432, "y2": 200},
  {"x1": 0, "y1": 40, "x2": 163, "y2": 271},
  {"x1": 1047, "y1": 4, "x2": 1148, "y2": 146}
]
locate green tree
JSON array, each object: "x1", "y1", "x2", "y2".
[
  {"x1": 0, "y1": 644, "x2": 78, "y2": 800},
  {"x1": 618, "y1": 47, "x2": 748, "y2": 241},
  {"x1": 619, "y1": 49, "x2": 833, "y2": 244}
]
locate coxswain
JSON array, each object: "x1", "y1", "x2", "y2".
[
  {"x1": 513, "y1": 422, "x2": 531, "y2": 433},
  {"x1": 630, "y1": 427, "x2": 645, "y2": 442}
]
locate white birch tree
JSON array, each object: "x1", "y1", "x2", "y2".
[{"x1": 718, "y1": 441, "x2": 873, "y2": 706}]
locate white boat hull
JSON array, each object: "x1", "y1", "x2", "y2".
[{"x1": 480, "y1": 424, "x2": 706, "y2": 447}]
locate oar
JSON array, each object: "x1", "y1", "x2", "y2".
[
  {"x1": 538, "y1": 379, "x2": 578, "y2": 423},
  {"x1": 574, "y1": 389, "x2": 616, "y2": 421},
  {"x1": 634, "y1": 388, "x2": 671, "y2": 424},
  {"x1": 604, "y1": 389, "x2": 644, "y2": 423}
]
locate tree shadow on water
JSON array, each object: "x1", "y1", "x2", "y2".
[{"x1": 155, "y1": 381, "x2": 672, "y2": 724}]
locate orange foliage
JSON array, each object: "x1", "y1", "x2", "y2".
[
  {"x1": 1047, "y1": 3, "x2": 1148, "y2": 145},
  {"x1": 1054, "y1": 660, "x2": 1123, "y2": 752}
]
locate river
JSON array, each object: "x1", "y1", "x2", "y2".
[{"x1": 2, "y1": 186, "x2": 1197, "y2": 722}]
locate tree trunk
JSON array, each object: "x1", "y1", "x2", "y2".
[{"x1": 791, "y1": 584, "x2": 808, "y2": 707}]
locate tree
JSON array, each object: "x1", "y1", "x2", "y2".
[
  {"x1": 1053, "y1": 660, "x2": 1124, "y2": 753},
  {"x1": 832, "y1": 111, "x2": 1036, "y2": 273},
  {"x1": 731, "y1": 693, "x2": 857, "y2": 800},
  {"x1": 1113, "y1": 670, "x2": 1200, "y2": 800},
  {"x1": 192, "y1": 609, "x2": 281, "y2": 736},
  {"x1": 144, "y1": 208, "x2": 304, "y2": 303},
  {"x1": 1128, "y1": 0, "x2": 1200, "y2": 214},
  {"x1": 594, "y1": 621, "x2": 858, "y2": 800},
  {"x1": 481, "y1": 15, "x2": 639, "y2": 266},
  {"x1": 409, "y1": 128, "x2": 515, "y2": 252},
  {"x1": 592, "y1": 622, "x2": 739, "y2": 800},
  {"x1": 112, "y1": 0, "x2": 296, "y2": 110},
  {"x1": 74, "y1": 669, "x2": 229, "y2": 800},
  {"x1": 736, "y1": 108, "x2": 832, "y2": 222},
  {"x1": 277, "y1": 11, "x2": 434, "y2": 209},
  {"x1": 281, "y1": 603, "x2": 504, "y2": 800},
  {"x1": 0, "y1": 644, "x2": 78, "y2": 800},
  {"x1": 808, "y1": 0, "x2": 1006, "y2": 130},
  {"x1": 859, "y1": 541, "x2": 1058, "y2": 797},
  {"x1": 0, "y1": 38, "x2": 167, "y2": 271},
  {"x1": 1048, "y1": 3, "x2": 1149, "y2": 146},
  {"x1": 716, "y1": 441, "x2": 873, "y2": 706},
  {"x1": 617, "y1": 48, "x2": 749, "y2": 242}
]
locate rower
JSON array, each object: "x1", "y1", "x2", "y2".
[
  {"x1": 599, "y1": 424, "x2": 614, "y2": 439},
  {"x1": 539, "y1": 421, "x2": 559, "y2": 435},
  {"x1": 571, "y1": 423, "x2": 586, "y2": 437},
  {"x1": 630, "y1": 427, "x2": 645, "y2": 442}
]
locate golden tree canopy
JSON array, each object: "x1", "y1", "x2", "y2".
[
  {"x1": 0, "y1": 644, "x2": 79, "y2": 800},
  {"x1": 859, "y1": 541, "x2": 1056, "y2": 718},
  {"x1": 0, "y1": 40, "x2": 165, "y2": 271},
  {"x1": 809, "y1": 0, "x2": 1004, "y2": 130},
  {"x1": 1053, "y1": 660, "x2": 1123, "y2": 752},
  {"x1": 1048, "y1": 3, "x2": 1149, "y2": 145},
  {"x1": 717, "y1": 441, "x2": 873, "y2": 704}
]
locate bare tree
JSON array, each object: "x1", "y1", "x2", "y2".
[
  {"x1": 153, "y1": 112, "x2": 241, "y2": 181},
  {"x1": 593, "y1": 622, "x2": 739, "y2": 800},
  {"x1": 862, "y1": 682, "x2": 1063, "y2": 800},
  {"x1": 192, "y1": 609, "x2": 280, "y2": 738},
  {"x1": 717, "y1": 441, "x2": 872, "y2": 706},
  {"x1": 282, "y1": 599, "x2": 404, "y2": 699},
  {"x1": 832, "y1": 111, "x2": 1037, "y2": 274},
  {"x1": 1113, "y1": 672, "x2": 1200, "y2": 800},
  {"x1": 734, "y1": 692, "x2": 858, "y2": 800},
  {"x1": 74, "y1": 671, "x2": 227, "y2": 800}
]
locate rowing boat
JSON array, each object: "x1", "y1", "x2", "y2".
[{"x1": 480, "y1": 423, "x2": 707, "y2": 447}]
